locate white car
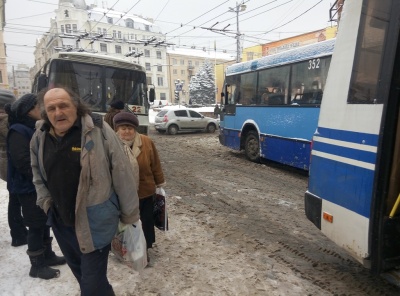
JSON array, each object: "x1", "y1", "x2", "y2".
[{"x1": 154, "y1": 109, "x2": 218, "y2": 135}]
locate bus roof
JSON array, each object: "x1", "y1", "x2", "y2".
[
  {"x1": 49, "y1": 51, "x2": 145, "y2": 72},
  {"x1": 226, "y1": 38, "x2": 335, "y2": 76}
]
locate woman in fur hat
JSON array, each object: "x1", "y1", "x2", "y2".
[{"x1": 113, "y1": 111, "x2": 166, "y2": 265}]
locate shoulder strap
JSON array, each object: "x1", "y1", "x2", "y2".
[{"x1": 90, "y1": 113, "x2": 103, "y2": 129}]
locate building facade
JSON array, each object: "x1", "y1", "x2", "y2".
[
  {"x1": 166, "y1": 47, "x2": 234, "y2": 105},
  {"x1": 0, "y1": 0, "x2": 9, "y2": 89},
  {"x1": 8, "y1": 64, "x2": 32, "y2": 98},
  {"x1": 262, "y1": 27, "x2": 337, "y2": 57}
]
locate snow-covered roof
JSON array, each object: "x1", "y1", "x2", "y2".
[
  {"x1": 167, "y1": 47, "x2": 234, "y2": 61},
  {"x1": 226, "y1": 39, "x2": 335, "y2": 76},
  {"x1": 59, "y1": 0, "x2": 87, "y2": 10},
  {"x1": 89, "y1": 7, "x2": 154, "y2": 26}
]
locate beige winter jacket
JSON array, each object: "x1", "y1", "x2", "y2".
[{"x1": 31, "y1": 114, "x2": 140, "y2": 253}]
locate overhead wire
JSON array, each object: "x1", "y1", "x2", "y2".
[
  {"x1": 164, "y1": 0, "x2": 230, "y2": 36},
  {"x1": 83, "y1": 0, "x2": 142, "y2": 50},
  {"x1": 174, "y1": 0, "x2": 291, "y2": 52},
  {"x1": 264, "y1": 0, "x2": 324, "y2": 35},
  {"x1": 154, "y1": 0, "x2": 172, "y2": 22}
]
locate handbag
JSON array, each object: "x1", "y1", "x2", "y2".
[
  {"x1": 154, "y1": 187, "x2": 168, "y2": 231},
  {"x1": 111, "y1": 220, "x2": 148, "y2": 271}
]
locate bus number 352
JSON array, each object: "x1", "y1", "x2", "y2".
[{"x1": 308, "y1": 58, "x2": 320, "y2": 70}]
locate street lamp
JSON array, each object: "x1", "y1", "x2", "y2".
[{"x1": 229, "y1": 1, "x2": 247, "y2": 63}]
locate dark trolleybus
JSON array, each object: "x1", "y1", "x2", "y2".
[
  {"x1": 32, "y1": 52, "x2": 154, "y2": 134},
  {"x1": 219, "y1": 39, "x2": 334, "y2": 170}
]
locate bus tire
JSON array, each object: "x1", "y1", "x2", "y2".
[
  {"x1": 245, "y1": 131, "x2": 260, "y2": 162},
  {"x1": 168, "y1": 124, "x2": 179, "y2": 135}
]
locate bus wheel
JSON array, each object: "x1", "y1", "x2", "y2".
[{"x1": 245, "y1": 131, "x2": 260, "y2": 162}]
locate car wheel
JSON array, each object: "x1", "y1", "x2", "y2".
[
  {"x1": 207, "y1": 123, "x2": 216, "y2": 133},
  {"x1": 157, "y1": 130, "x2": 166, "y2": 134},
  {"x1": 245, "y1": 131, "x2": 260, "y2": 162},
  {"x1": 168, "y1": 124, "x2": 178, "y2": 135}
]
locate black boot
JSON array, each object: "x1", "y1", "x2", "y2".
[
  {"x1": 27, "y1": 249, "x2": 60, "y2": 279},
  {"x1": 43, "y1": 237, "x2": 66, "y2": 266}
]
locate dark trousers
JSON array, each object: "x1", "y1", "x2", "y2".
[
  {"x1": 139, "y1": 195, "x2": 155, "y2": 249},
  {"x1": 8, "y1": 193, "x2": 27, "y2": 243},
  {"x1": 12, "y1": 192, "x2": 49, "y2": 251},
  {"x1": 49, "y1": 210, "x2": 114, "y2": 296}
]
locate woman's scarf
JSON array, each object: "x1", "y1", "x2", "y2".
[{"x1": 121, "y1": 138, "x2": 140, "y2": 189}]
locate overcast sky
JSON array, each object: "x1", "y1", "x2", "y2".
[{"x1": 4, "y1": 0, "x2": 335, "y2": 71}]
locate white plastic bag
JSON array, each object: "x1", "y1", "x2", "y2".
[{"x1": 111, "y1": 220, "x2": 148, "y2": 271}]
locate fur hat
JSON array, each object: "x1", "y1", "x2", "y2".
[
  {"x1": 113, "y1": 111, "x2": 139, "y2": 129},
  {"x1": 11, "y1": 93, "x2": 37, "y2": 117},
  {"x1": 110, "y1": 100, "x2": 124, "y2": 110}
]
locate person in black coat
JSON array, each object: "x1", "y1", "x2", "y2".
[{"x1": 5, "y1": 93, "x2": 66, "y2": 279}]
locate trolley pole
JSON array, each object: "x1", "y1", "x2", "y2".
[{"x1": 229, "y1": 1, "x2": 247, "y2": 63}]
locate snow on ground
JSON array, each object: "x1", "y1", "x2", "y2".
[{"x1": 0, "y1": 106, "x2": 217, "y2": 296}]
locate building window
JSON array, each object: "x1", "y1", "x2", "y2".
[
  {"x1": 103, "y1": 28, "x2": 107, "y2": 36},
  {"x1": 97, "y1": 27, "x2": 102, "y2": 34},
  {"x1": 129, "y1": 46, "x2": 135, "y2": 52},
  {"x1": 146, "y1": 77, "x2": 152, "y2": 85},
  {"x1": 160, "y1": 93, "x2": 166, "y2": 100},
  {"x1": 172, "y1": 59, "x2": 177, "y2": 65},
  {"x1": 126, "y1": 19, "x2": 134, "y2": 28},
  {"x1": 180, "y1": 59, "x2": 184, "y2": 65},
  {"x1": 173, "y1": 69, "x2": 177, "y2": 74},
  {"x1": 156, "y1": 51, "x2": 162, "y2": 59},
  {"x1": 118, "y1": 31, "x2": 122, "y2": 39},
  {"x1": 107, "y1": 17, "x2": 113, "y2": 24},
  {"x1": 181, "y1": 70, "x2": 185, "y2": 75},
  {"x1": 100, "y1": 43, "x2": 107, "y2": 52},
  {"x1": 188, "y1": 60, "x2": 192, "y2": 66},
  {"x1": 0, "y1": 71, "x2": 3, "y2": 83},
  {"x1": 113, "y1": 30, "x2": 116, "y2": 38},
  {"x1": 72, "y1": 24, "x2": 77, "y2": 33},
  {"x1": 145, "y1": 63, "x2": 151, "y2": 71},
  {"x1": 144, "y1": 49, "x2": 150, "y2": 57},
  {"x1": 145, "y1": 25, "x2": 150, "y2": 31},
  {"x1": 65, "y1": 24, "x2": 72, "y2": 33},
  {"x1": 157, "y1": 77, "x2": 163, "y2": 86},
  {"x1": 61, "y1": 25, "x2": 65, "y2": 34},
  {"x1": 157, "y1": 65, "x2": 162, "y2": 72},
  {"x1": 115, "y1": 45, "x2": 121, "y2": 54}
]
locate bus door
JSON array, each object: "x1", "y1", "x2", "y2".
[{"x1": 371, "y1": 3, "x2": 400, "y2": 278}]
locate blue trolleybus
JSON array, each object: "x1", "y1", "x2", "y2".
[
  {"x1": 219, "y1": 39, "x2": 334, "y2": 170},
  {"x1": 305, "y1": 0, "x2": 400, "y2": 281}
]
